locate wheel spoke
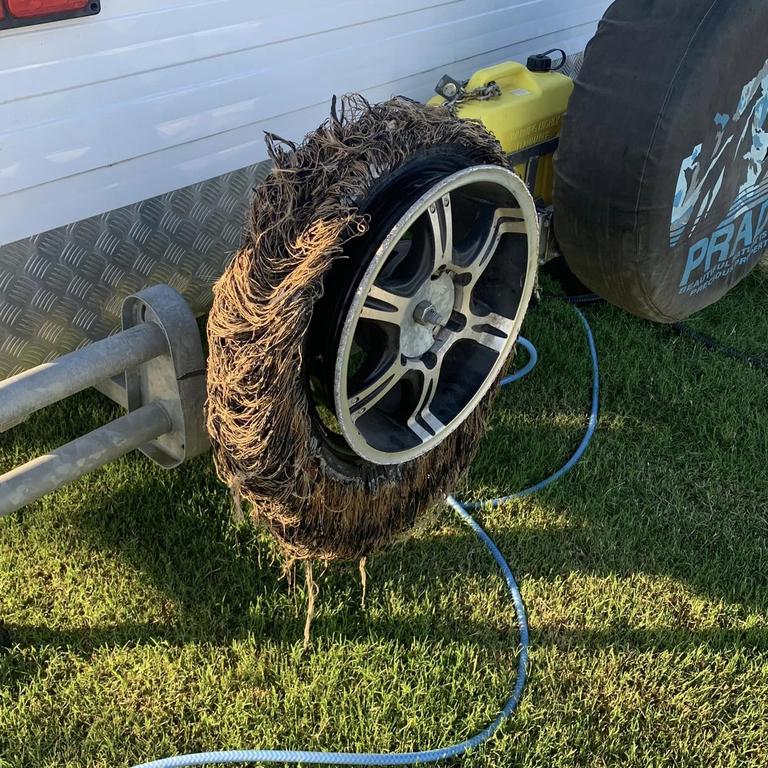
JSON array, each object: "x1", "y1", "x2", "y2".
[
  {"x1": 349, "y1": 357, "x2": 406, "y2": 417},
  {"x1": 426, "y1": 194, "x2": 454, "y2": 272},
  {"x1": 406, "y1": 361, "x2": 445, "y2": 442},
  {"x1": 359, "y1": 284, "x2": 411, "y2": 326},
  {"x1": 476, "y1": 205, "x2": 527, "y2": 265},
  {"x1": 465, "y1": 311, "x2": 510, "y2": 353},
  {"x1": 455, "y1": 206, "x2": 527, "y2": 317}
]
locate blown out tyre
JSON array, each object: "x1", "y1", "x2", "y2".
[
  {"x1": 554, "y1": 0, "x2": 768, "y2": 323},
  {"x1": 206, "y1": 97, "x2": 538, "y2": 562}
]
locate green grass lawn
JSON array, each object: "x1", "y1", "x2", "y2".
[{"x1": 0, "y1": 269, "x2": 766, "y2": 768}]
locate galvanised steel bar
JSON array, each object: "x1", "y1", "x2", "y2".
[
  {"x1": 0, "y1": 324, "x2": 167, "y2": 431},
  {"x1": 0, "y1": 403, "x2": 172, "y2": 517}
]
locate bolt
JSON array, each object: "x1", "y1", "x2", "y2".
[
  {"x1": 414, "y1": 301, "x2": 445, "y2": 327},
  {"x1": 443, "y1": 82, "x2": 458, "y2": 98},
  {"x1": 425, "y1": 308, "x2": 444, "y2": 325}
]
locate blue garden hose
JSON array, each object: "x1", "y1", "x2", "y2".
[
  {"x1": 501, "y1": 335, "x2": 539, "y2": 387},
  {"x1": 467, "y1": 307, "x2": 599, "y2": 507},
  {"x1": 133, "y1": 306, "x2": 598, "y2": 768},
  {"x1": 133, "y1": 500, "x2": 528, "y2": 768}
]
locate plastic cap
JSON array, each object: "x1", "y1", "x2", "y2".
[{"x1": 527, "y1": 54, "x2": 553, "y2": 72}]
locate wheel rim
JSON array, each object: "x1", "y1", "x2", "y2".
[{"x1": 334, "y1": 165, "x2": 539, "y2": 465}]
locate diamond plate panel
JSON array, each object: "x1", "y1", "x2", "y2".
[
  {"x1": 561, "y1": 52, "x2": 585, "y2": 80},
  {"x1": 0, "y1": 161, "x2": 271, "y2": 380}
]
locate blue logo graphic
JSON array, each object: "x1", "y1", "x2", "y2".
[{"x1": 671, "y1": 59, "x2": 768, "y2": 295}]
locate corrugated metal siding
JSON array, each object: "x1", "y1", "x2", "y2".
[{"x1": 0, "y1": 0, "x2": 611, "y2": 245}]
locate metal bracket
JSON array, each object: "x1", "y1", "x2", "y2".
[
  {"x1": 538, "y1": 207, "x2": 561, "y2": 264},
  {"x1": 507, "y1": 137, "x2": 560, "y2": 197},
  {"x1": 0, "y1": 285, "x2": 208, "y2": 517},
  {"x1": 122, "y1": 285, "x2": 208, "y2": 468}
]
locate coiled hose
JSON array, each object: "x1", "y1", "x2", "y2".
[{"x1": 133, "y1": 306, "x2": 599, "y2": 768}]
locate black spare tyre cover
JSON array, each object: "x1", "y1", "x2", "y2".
[{"x1": 554, "y1": 0, "x2": 768, "y2": 323}]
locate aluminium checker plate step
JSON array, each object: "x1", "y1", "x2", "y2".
[{"x1": 0, "y1": 160, "x2": 271, "y2": 381}]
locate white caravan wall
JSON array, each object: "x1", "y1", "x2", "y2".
[{"x1": 0, "y1": 0, "x2": 612, "y2": 246}]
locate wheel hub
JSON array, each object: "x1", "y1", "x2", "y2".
[
  {"x1": 401, "y1": 273, "x2": 455, "y2": 358},
  {"x1": 332, "y1": 165, "x2": 539, "y2": 465}
]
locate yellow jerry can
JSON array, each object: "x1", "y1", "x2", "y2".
[{"x1": 429, "y1": 61, "x2": 574, "y2": 203}]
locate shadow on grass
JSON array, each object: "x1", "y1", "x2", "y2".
[
  {"x1": 4, "y1": 469, "x2": 767, "y2": 655},
  {"x1": 1, "y1": 282, "x2": 767, "y2": 659}
]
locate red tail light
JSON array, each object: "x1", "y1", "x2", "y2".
[{"x1": 0, "y1": 0, "x2": 100, "y2": 29}]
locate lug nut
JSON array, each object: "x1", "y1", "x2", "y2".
[{"x1": 414, "y1": 301, "x2": 445, "y2": 327}]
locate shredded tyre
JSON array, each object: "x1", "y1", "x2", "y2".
[{"x1": 206, "y1": 96, "x2": 536, "y2": 563}]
